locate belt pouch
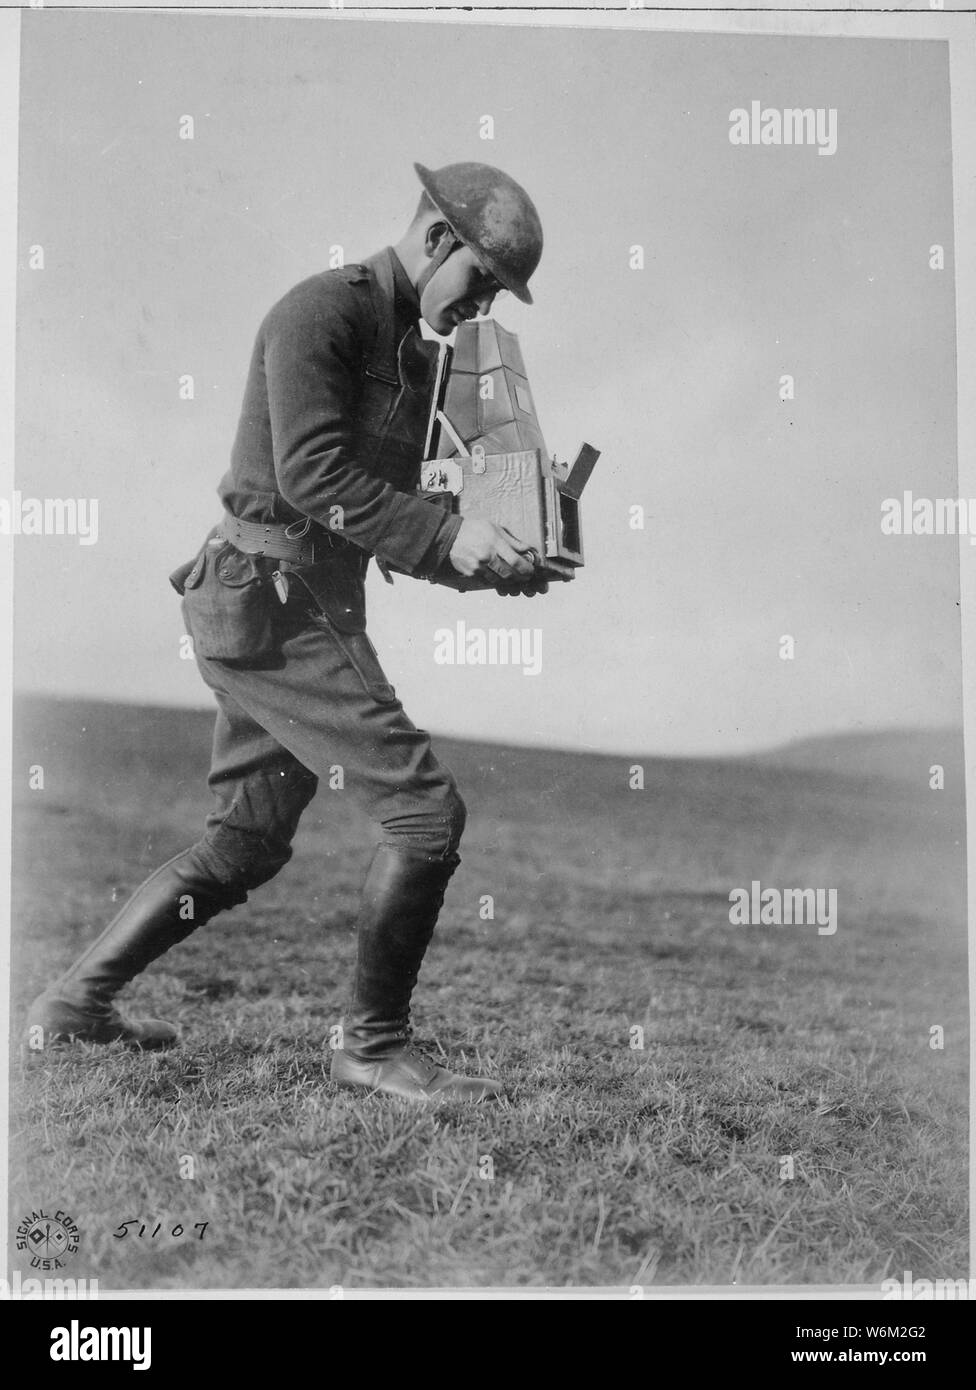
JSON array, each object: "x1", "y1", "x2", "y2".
[{"x1": 180, "y1": 540, "x2": 277, "y2": 661}]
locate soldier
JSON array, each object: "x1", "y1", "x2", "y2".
[{"x1": 27, "y1": 161, "x2": 546, "y2": 1104}]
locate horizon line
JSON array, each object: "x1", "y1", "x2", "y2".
[{"x1": 10, "y1": 688, "x2": 964, "y2": 766}]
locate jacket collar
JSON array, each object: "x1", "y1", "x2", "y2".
[
  {"x1": 388, "y1": 246, "x2": 421, "y2": 323},
  {"x1": 362, "y1": 247, "x2": 423, "y2": 382}
]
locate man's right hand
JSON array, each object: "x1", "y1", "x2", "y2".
[{"x1": 448, "y1": 517, "x2": 538, "y2": 584}]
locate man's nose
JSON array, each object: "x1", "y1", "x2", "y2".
[{"x1": 473, "y1": 289, "x2": 496, "y2": 315}]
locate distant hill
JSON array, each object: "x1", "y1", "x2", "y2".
[
  {"x1": 11, "y1": 693, "x2": 965, "y2": 792},
  {"x1": 9, "y1": 691, "x2": 967, "y2": 936},
  {"x1": 758, "y1": 726, "x2": 965, "y2": 786}
]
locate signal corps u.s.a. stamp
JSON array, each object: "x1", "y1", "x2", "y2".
[{"x1": 15, "y1": 1209, "x2": 80, "y2": 1271}]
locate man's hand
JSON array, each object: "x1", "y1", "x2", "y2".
[{"x1": 449, "y1": 518, "x2": 538, "y2": 585}]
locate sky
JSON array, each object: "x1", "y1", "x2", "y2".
[{"x1": 10, "y1": 11, "x2": 963, "y2": 755}]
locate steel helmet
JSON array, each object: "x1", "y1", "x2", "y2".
[{"x1": 414, "y1": 161, "x2": 543, "y2": 304}]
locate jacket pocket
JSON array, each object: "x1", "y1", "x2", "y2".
[
  {"x1": 182, "y1": 542, "x2": 277, "y2": 662},
  {"x1": 357, "y1": 373, "x2": 403, "y2": 476}
]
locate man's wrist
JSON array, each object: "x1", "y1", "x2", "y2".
[{"x1": 417, "y1": 511, "x2": 464, "y2": 578}]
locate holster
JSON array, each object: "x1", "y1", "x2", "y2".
[{"x1": 288, "y1": 551, "x2": 369, "y2": 633}]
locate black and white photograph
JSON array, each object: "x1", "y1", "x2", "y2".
[{"x1": 1, "y1": 2, "x2": 974, "y2": 1319}]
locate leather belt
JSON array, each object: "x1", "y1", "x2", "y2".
[{"x1": 218, "y1": 512, "x2": 318, "y2": 565}]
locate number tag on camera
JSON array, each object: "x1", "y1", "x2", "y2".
[{"x1": 419, "y1": 459, "x2": 464, "y2": 495}]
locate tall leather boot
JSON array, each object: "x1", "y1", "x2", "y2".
[
  {"x1": 330, "y1": 845, "x2": 503, "y2": 1103},
  {"x1": 26, "y1": 849, "x2": 241, "y2": 1050}
]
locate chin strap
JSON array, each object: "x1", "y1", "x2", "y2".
[{"x1": 416, "y1": 228, "x2": 462, "y2": 302}]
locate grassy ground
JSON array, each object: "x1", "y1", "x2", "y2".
[{"x1": 8, "y1": 696, "x2": 969, "y2": 1289}]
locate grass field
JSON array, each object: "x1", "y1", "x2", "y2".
[{"x1": 7, "y1": 695, "x2": 969, "y2": 1289}]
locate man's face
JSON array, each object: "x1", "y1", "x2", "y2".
[{"x1": 420, "y1": 241, "x2": 504, "y2": 336}]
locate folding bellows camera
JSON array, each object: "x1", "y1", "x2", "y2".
[{"x1": 417, "y1": 320, "x2": 600, "y2": 590}]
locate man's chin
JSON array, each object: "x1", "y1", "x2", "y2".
[{"x1": 423, "y1": 311, "x2": 457, "y2": 338}]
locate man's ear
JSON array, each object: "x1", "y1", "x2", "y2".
[{"x1": 423, "y1": 219, "x2": 455, "y2": 258}]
